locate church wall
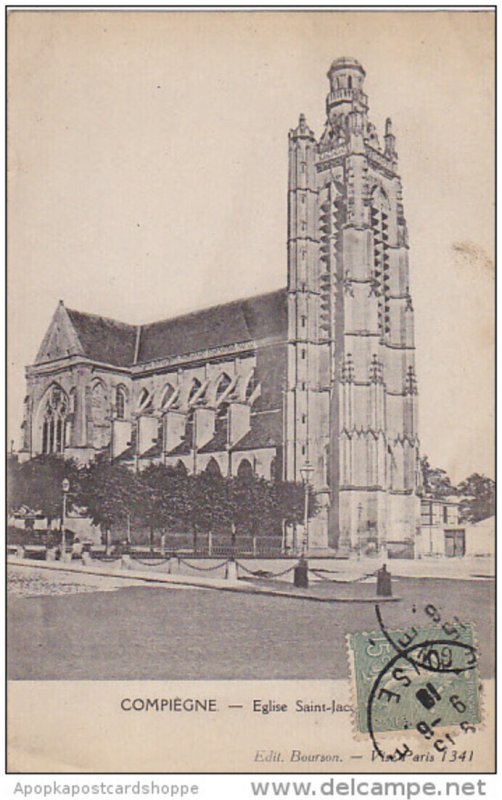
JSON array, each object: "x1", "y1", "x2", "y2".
[{"x1": 20, "y1": 58, "x2": 421, "y2": 557}]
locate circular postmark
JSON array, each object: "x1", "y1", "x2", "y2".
[{"x1": 366, "y1": 630, "x2": 478, "y2": 761}]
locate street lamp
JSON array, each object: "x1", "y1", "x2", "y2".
[
  {"x1": 61, "y1": 478, "x2": 70, "y2": 554},
  {"x1": 357, "y1": 502, "x2": 363, "y2": 560},
  {"x1": 300, "y1": 460, "x2": 315, "y2": 556}
]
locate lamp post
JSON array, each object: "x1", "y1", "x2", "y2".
[
  {"x1": 300, "y1": 460, "x2": 314, "y2": 556},
  {"x1": 61, "y1": 478, "x2": 70, "y2": 554},
  {"x1": 357, "y1": 502, "x2": 363, "y2": 560}
]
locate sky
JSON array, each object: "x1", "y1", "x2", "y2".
[{"x1": 7, "y1": 10, "x2": 495, "y2": 482}]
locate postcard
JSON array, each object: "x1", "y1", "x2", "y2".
[{"x1": 6, "y1": 8, "x2": 495, "y2": 774}]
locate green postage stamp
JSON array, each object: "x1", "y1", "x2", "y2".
[{"x1": 348, "y1": 620, "x2": 481, "y2": 757}]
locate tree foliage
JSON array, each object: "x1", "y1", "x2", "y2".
[
  {"x1": 419, "y1": 455, "x2": 456, "y2": 499},
  {"x1": 7, "y1": 454, "x2": 80, "y2": 524},
  {"x1": 457, "y1": 473, "x2": 495, "y2": 524},
  {"x1": 420, "y1": 455, "x2": 495, "y2": 525},
  {"x1": 8, "y1": 455, "x2": 320, "y2": 543},
  {"x1": 75, "y1": 457, "x2": 141, "y2": 534}
]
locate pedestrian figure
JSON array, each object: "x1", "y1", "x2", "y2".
[{"x1": 71, "y1": 537, "x2": 84, "y2": 560}]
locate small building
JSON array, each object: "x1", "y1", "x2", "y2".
[{"x1": 416, "y1": 496, "x2": 466, "y2": 557}]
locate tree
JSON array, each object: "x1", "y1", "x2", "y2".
[
  {"x1": 136, "y1": 463, "x2": 192, "y2": 550},
  {"x1": 7, "y1": 454, "x2": 80, "y2": 526},
  {"x1": 189, "y1": 468, "x2": 233, "y2": 538},
  {"x1": 76, "y1": 458, "x2": 141, "y2": 549},
  {"x1": 420, "y1": 455, "x2": 456, "y2": 498},
  {"x1": 457, "y1": 473, "x2": 495, "y2": 524}
]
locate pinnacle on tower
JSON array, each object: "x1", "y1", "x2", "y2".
[{"x1": 289, "y1": 113, "x2": 315, "y2": 141}]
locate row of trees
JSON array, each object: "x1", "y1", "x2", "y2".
[
  {"x1": 420, "y1": 456, "x2": 495, "y2": 524},
  {"x1": 7, "y1": 455, "x2": 319, "y2": 544}
]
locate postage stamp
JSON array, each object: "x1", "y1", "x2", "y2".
[{"x1": 348, "y1": 606, "x2": 481, "y2": 759}]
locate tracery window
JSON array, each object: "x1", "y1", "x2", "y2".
[
  {"x1": 138, "y1": 388, "x2": 154, "y2": 413},
  {"x1": 160, "y1": 383, "x2": 175, "y2": 411},
  {"x1": 188, "y1": 378, "x2": 202, "y2": 406},
  {"x1": 115, "y1": 386, "x2": 127, "y2": 419},
  {"x1": 42, "y1": 386, "x2": 68, "y2": 454},
  {"x1": 216, "y1": 373, "x2": 231, "y2": 403}
]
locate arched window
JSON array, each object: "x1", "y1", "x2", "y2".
[
  {"x1": 237, "y1": 458, "x2": 254, "y2": 480},
  {"x1": 244, "y1": 370, "x2": 256, "y2": 402},
  {"x1": 42, "y1": 385, "x2": 68, "y2": 454},
  {"x1": 188, "y1": 378, "x2": 202, "y2": 406},
  {"x1": 160, "y1": 382, "x2": 175, "y2": 411},
  {"x1": 205, "y1": 457, "x2": 222, "y2": 478},
  {"x1": 347, "y1": 75, "x2": 352, "y2": 90},
  {"x1": 216, "y1": 373, "x2": 231, "y2": 403},
  {"x1": 115, "y1": 386, "x2": 127, "y2": 419},
  {"x1": 138, "y1": 387, "x2": 153, "y2": 413},
  {"x1": 91, "y1": 380, "x2": 109, "y2": 449}
]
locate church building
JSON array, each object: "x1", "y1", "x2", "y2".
[{"x1": 19, "y1": 58, "x2": 420, "y2": 551}]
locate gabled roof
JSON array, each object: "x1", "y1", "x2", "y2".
[
  {"x1": 136, "y1": 288, "x2": 288, "y2": 364},
  {"x1": 65, "y1": 308, "x2": 137, "y2": 368},
  {"x1": 36, "y1": 289, "x2": 288, "y2": 369}
]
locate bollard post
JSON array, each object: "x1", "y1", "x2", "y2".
[
  {"x1": 208, "y1": 531, "x2": 213, "y2": 557},
  {"x1": 252, "y1": 536, "x2": 257, "y2": 557},
  {"x1": 121, "y1": 554, "x2": 132, "y2": 570},
  {"x1": 376, "y1": 563, "x2": 392, "y2": 597},
  {"x1": 226, "y1": 558, "x2": 238, "y2": 582},
  {"x1": 15, "y1": 545, "x2": 25, "y2": 560},
  {"x1": 82, "y1": 551, "x2": 93, "y2": 566},
  {"x1": 294, "y1": 556, "x2": 309, "y2": 588}
]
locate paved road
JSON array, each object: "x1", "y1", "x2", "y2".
[{"x1": 7, "y1": 567, "x2": 494, "y2": 681}]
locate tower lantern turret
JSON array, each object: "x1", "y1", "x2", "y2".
[{"x1": 326, "y1": 56, "x2": 368, "y2": 120}]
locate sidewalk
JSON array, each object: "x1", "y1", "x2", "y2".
[{"x1": 7, "y1": 556, "x2": 400, "y2": 604}]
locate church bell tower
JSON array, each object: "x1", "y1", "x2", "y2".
[{"x1": 286, "y1": 58, "x2": 420, "y2": 552}]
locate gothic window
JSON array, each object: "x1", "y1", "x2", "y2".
[
  {"x1": 115, "y1": 385, "x2": 127, "y2": 419},
  {"x1": 138, "y1": 387, "x2": 153, "y2": 413},
  {"x1": 237, "y1": 458, "x2": 254, "y2": 480},
  {"x1": 188, "y1": 378, "x2": 202, "y2": 406},
  {"x1": 91, "y1": 381, "x2": 110, "y2": 449},
  {"x1": 205, "y1": 457, "x2": 222, "y2": 478},
  {"x1": 160, "y1": 382, "x2": 175, "y2": 411},
  {"x1": 41, "y1": 385, "x2": 68, "y2": 454},
  {"x1": 244, "y1": 371, "x2": 256, "y2": 402},
  {"x1": 216, "y1": 373, "x2": 231, "y2": 404},
  {"x1": 347, "y1": 76, "x2": 352, "y2": 89}
]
